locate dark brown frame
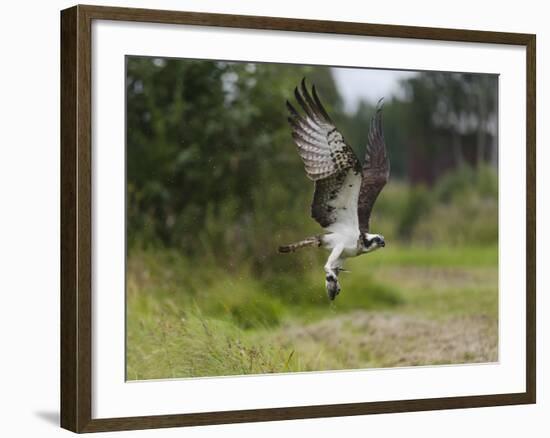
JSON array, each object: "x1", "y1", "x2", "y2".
[{"x1": 61, "y1": 4, "x2": 536, "y2": 433}]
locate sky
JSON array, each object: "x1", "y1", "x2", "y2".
[{"x1": 332, "y1": 67, "x2": 417, "y2": 113}]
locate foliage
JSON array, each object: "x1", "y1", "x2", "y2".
[
  {"x1": 400, "y1": 72, "x2": 498, "y2": 181},
  {"x1": 127, "y1": 57, "x2": 498, "y2": 255},
  {"x1": 127, "y1": 58, "x2": 342, "y2": 251},
  {"x1": 413, "y1": 165, "x2": 498, "y2": 245}
]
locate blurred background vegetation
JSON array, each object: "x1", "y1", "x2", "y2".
[{"x1": 126, "y1": 57, "x2": 499, "y2": 380}]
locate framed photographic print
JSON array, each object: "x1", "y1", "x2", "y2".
[{"x1": 60, "y1": 4, "x2": 536, "y2": 433}]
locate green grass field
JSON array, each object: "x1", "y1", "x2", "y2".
[{"x1": 126, "y1": 244, "x2": 498, "y2": 380}]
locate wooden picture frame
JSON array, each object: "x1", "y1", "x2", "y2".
[{"x1": 61, "y1": 4, "x2": 536, "y2": 433}]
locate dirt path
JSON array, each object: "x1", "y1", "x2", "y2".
[{"x1": 271, "y1": 311, "x2": 498, "y2": 370}]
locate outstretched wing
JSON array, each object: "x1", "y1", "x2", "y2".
[
  {"x1": 287, "y1": 79, "x2": 362, "y2": 231},
  {"x1": 358, "y1": 99, "x2": 390, "y2": 233}
]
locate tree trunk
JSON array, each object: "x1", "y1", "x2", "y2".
[
  {"x1": 476, "y1": 88, "x2": 488, "y2": 168},
  {"x1": 452, "y1": 132, "x2": 464, "y2": 168}
]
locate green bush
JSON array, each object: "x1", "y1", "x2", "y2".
[
  {"x1": 396, "y1": 185, "x2": 433, "y2": 240},
  {"x1": 434, "y1": 166, "x2": 476, "y2": 203},
  {"x1": 412, "y1": 196, "x2": 498, "y2": 245},
  {"x1": 229, "y1": 297, "x2": 285, "y2": 329},
  {"x1": 371, "y1": 166, "x2": 500, "y2": 246},
  {"x1": 410, "y1": 166, "x2": 498, "y2": 245}
]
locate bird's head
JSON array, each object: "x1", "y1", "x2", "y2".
[{"x1": 360, "y1": 233, "x2": 386, "y2": 253}]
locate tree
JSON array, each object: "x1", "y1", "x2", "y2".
[{"x1": 126, "y1": 57, "x2": 343, "y2": 252}]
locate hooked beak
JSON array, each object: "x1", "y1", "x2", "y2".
[{"x1": 379, "y1": 240, "x2": 386, "y2": 248}]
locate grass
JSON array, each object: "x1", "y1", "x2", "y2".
[{"x1": 126, "y1": 244, "x2": 498, "y2": 380}]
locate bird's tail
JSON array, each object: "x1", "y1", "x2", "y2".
[{"x1": 278, "y1": 235, "x2": 322, "y2": 253}]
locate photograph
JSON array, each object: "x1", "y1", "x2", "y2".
[{"x1": 125, "y1": 56, "x2": 499, "y2": 380}]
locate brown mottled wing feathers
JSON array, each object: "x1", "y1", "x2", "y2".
[
  {"x1": 358, "y1": 99, "x2": 390, "y2": 233},
  {"x1": 287, "y1": 79, "x2": 361, "y2": 230}
]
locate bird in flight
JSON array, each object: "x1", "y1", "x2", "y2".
[{"x1": 278, "y1": 78, "x2": 390, "y2": 300}]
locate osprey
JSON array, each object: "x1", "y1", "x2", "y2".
[{"x1": 278, "y1": 79, "x2": 390, "y2": 300}]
